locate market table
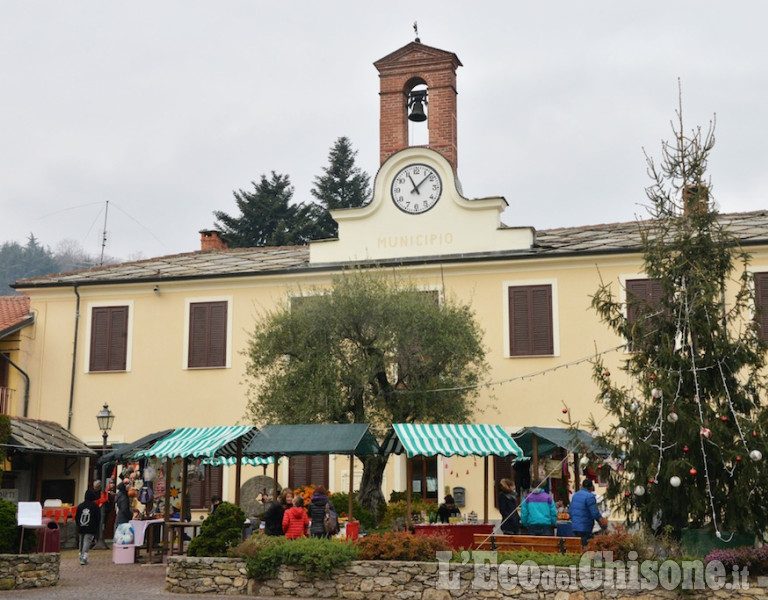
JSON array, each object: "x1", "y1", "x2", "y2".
[
  {"x1": 167, "y1": 520, "x2": 204, "y2": 556},
  {"x1": 413, "y1": 523, "x2": 495, "y2": 551}
]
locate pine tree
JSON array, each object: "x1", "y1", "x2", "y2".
[
  {"x1": 591, "y1": 102, "x2": 768, "y2": 540},
  {"x1": 214, "y1": 172, "x2": 318, "y2": 248},
  {"x1": 310, "y1": 137, "x2": 371, "y2": 239}
]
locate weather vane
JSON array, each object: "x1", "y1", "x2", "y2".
[{"x1": 413, "y1": 21, "x2": 420, "y2": 43}]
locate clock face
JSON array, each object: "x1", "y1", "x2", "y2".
[{"x1": 391, "y1": 163, "x2": 442, "y2": 214}]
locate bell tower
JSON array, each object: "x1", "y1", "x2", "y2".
[{"x1": 374, "y1": 41, "x2": 462, "y2": 172}]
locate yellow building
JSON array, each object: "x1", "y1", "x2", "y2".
[{"x1": 10, "y1": 40, "x2": 768, "y2": 522}]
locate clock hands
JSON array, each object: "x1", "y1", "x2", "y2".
[
  {"x1": 413, "y1": 174, "x2": 431, "y2": 193},
  {"x1": 407, "y1": 174, "x2": 420, "y2": 195}
]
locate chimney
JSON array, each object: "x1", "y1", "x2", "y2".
[
  {"x1": 199, "y1": 230, "x2": 228, "y2": 251},
  {"x1": 682, "y1": 184, "x2": 709, "y2": 216}
]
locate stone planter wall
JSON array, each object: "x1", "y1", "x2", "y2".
[
  {"x1": 167, "y1": 556, "x2": 768, "y2": 599},
  {"x1": 0, "y1": 553, "x2": 60, "y2": 590}
]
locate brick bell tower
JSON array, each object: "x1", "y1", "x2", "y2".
[{"x1": 374, "y1": 40, "x2": 462, "y2": 172}]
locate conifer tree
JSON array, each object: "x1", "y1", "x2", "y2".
[{"x1": 591, "y1": 103, "x2": 768, "y2": 539}]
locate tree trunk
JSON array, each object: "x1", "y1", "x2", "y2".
[{"x1": 357, "y1": 454, "x2": 388, "y2": 522}]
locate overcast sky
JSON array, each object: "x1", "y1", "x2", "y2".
[{"x1": 2, "y1": 1, "x2": 767, "y2": 262}]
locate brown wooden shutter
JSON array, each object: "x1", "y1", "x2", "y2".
[
  {"x1": 288, "y1": 455, "x2": 329, "y2": 490},
  {"x1": 493, "y1": 455, "x2": 515, "y2": 508},
  {"x1": 626, "y1": 279, "x2": 663, "y2": 350},
  {"x1": 188, "y1": 301, "x2": 227, "y2": 368},
  {"x1": 509, "y1": 285, "x2": 553, "y2": 356},
  {"x1": 754, "y1": 273, "x2": 768, "y2": 342},
  {"x1": 89, "y1": 306, "x2": 127, "y2": 371},
  {"x1": 187, "y1": 465, "x2": 223, "y2": 510}
]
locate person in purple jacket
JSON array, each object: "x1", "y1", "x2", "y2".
[{"x1": 520, "y1": 479, "x2": 557, "y2": 536}]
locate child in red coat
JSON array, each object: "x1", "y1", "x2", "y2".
[{"x1": 282, "y1": 494, "x2": 310, "y2": 539}]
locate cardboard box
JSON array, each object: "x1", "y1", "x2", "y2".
[{"x1": 112, "y1": 543, "x2": 135, "y2": 564}]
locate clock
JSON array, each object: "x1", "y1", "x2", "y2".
[{"x1": 391, "y1": 163, "x2": 442, "y2": 214}]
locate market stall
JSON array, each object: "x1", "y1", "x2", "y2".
[
  {"x1": 381, "y1": 423, "x2": 523, "y2": 550},
  {"x1": 135, "y1": 425, "x2": 271, "y2": 555},
  {"x1": 244, "y1": 423, "x2": 381, "y2": 528}
]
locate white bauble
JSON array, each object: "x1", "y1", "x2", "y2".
[
  {"x1": 616, "y1": 427, "x2": 627, "y2": 437},
  {"x1": 667, "y1": 411, "x2": 678, "y2": 423},
  {"x1": 634, "y1": 485, "x2": 646, "y2": 496},
  {"x1": 579, "y1": 456, "x2": 590, "y2": 467},
  {"x1": 750, "y1": 450, "x2": 763, "y2": 462},
  {"x1": 670, "y1": 476, "x2": 681, "y2": 488}
]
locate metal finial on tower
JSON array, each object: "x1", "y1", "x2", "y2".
[{"x1": 413, "y1": 21, "x2": 420, "y2": 43}]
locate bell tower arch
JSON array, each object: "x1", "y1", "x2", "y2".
[{"x1": 374, "y1": 41, "x2": 462, "y2": 172}]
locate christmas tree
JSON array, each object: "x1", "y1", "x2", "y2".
[{"x1": 591, "y1": 101, "x2": 768, "y2": 540}]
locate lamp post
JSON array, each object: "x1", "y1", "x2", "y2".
[{"x1": 95, "y1": 403, "x2": 115, "y2": 549}]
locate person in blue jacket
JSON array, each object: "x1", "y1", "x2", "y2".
[
  {"x1": 520, "y1": 479, "x2": 557, "y2": 536},
  {"x1": 570, "y1": 479, "x2": 607, "y2": 547}
]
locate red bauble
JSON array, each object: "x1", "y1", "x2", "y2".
[
  {"x1": 721, "y1": 416, "x2": 728, "y2": 422},
  {"x1": 604, "y1": 371, "x2": 611, "y2": 377},
  {"x1": 562, "y1": 408, "x2": 568, "y2": 414},
  {"x1": 648, "y1": 478, "x2": 655, "y2": 484},
  {"x1": 689, "y1": 468, "x2": 698, "y2": 476},
  {"x1": 753, "y1": 431, "x2": 758, "y2": 437},
  {"x1": 649, "y1": 374, "x2": 656, "y2": 380},
  {"x1": 736, "y1": 456, "x2": 742, "y2": 462},
  {"x1": 683, "y1": 446, "x2": 690, "y2": 453},
  {"x1": 624, "y1": 491, "x2": 631, "y2": 498}
]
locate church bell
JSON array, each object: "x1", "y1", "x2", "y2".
[{"x1": 408, "y1": 89, "x2": 428, "y2": 122}]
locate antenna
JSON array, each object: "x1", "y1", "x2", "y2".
[{"x1": 100, "y1": 200, "x2": 109, "y2": 266}]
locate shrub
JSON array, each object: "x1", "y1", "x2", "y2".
[
  {"x1": 381, "y1": 499, "x2": 432, "y2": 528},
  {"x1": 186, "y1": 501, "x2": 245, "y2": 557},
  {"x1": 328, "y1": 491, "x2": 379, "y2": 531},
  {"x1": 498, "y1": 549, "x2": 581, "y2": 567},
  {"x1": 0, "y1": 498, "x2": 36, "y2": 553},
  {"x1": 584, "y1": 525, "x2": 649, "y2": 562},
  {"x1": 705, "y1": 545, "x2": 768, "y2": 576},
  {"x1": 240, "y1": 536, "x2": 357, "y2": 580},
  {"x1": 355, "y1": 530, "x2": 451, "y2": 561}
]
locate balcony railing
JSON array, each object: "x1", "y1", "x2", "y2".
[{"x1": 0, "y1": 387, "x2": 14, "y2": 415}]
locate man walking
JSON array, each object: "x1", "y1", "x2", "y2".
[{"x1": 570, "y1": 479, "x2": 608, "y2": 547}]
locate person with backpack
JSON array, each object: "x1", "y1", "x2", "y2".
[
  {"x1": 76, "y1": 489, "x2": 101, "y2": 565},
  {"x1": 307, "y1": 485, "x2": 337, "y2": 538}
]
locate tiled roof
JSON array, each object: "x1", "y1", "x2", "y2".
[
  {"x1": 0, "y1": 295, "x2": 32, "y2": 333},
  {"x1": 12, "y1": 210, "x2": 768, "y2": 288},
  {"x1": 4, "y1": 416, "x2": 97, "y2": 457}
]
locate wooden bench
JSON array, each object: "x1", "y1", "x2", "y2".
[{"x1": 473, "y1": 533, "x2": 582, "y2": 555}]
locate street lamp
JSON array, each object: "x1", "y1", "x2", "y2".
[{"x1": 95, "y1": 403, "x2": 115, "y2": 549}]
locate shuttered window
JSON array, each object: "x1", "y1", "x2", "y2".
[
  {"x1": 187, "y1": 465, "x2": 223, "y2": 510},
  {"x1": 508, "y1": 285, "x2": 553, "y2": 356},
  {"x1": 754, "y1": 273, "x2": 768, "y2": 343},
  {"x1": 625, "y1": 279, "x2": 663, "y2": 350},
  {"x1": 188, "y1": 301, "x2": 227, "y2": 368},
  {"x1": 288, "y1": 455, "x2": 329, "y2": 490},
  {"x1": 89, "y1": 306, "x2": 128, "y2": 372}
]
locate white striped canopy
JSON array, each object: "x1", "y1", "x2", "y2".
[
  {"x1": 382, "y1": 423, "x2": 523, "y2": 458},
  {"x1": 201, "y1": 456, "x2": 274, "y2": 467},
  {"x1": 136, "y1": 425, "x2": 257, "y2": 459}
]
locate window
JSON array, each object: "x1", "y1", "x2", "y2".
[
  {"x1": 625, "y1": 278, "x2": 663, "y2": 350},
  {"x1": 89, "y1": 306, "x2": 128, "y2": 372},
  {"x1": 409, "y1": 456, "x2": 438, "y2": 502},
  {"x1": 188, "y1": 301, "x2": 227, "y2": 368},
  {"x1": 187, "y1": 465, "x2": 223, "y2": 510},
  {"x1": 289, "y1": 455, "x2": 329, "y2": 490},
  {"x1": 507, "y1": 285, "x2": 553, "y2": 356},
  {"x1": 754, "y1": 272, "x2": 768, "y2": 343}
]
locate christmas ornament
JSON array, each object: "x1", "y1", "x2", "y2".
[
  {"x1": 649, "y1": 374, "x2": 655, "y2": 381},
  {"x1": 648, "y1": 478, "x2": 655, "y2": 484},
  {"x1": 689, "y1": 468, "x2": 698, "y2": 476},
  {"x1": 750, "y1": 450, "x2": 763, "y2": 462},
  {"x1": 624, "y1": 491, "x2": 631, "y2": 498},
  {"x1": 736, "y1": 456, "x2": 742, "y2": 462},
  {"x1": 604, "y1": 371, "x2": 611, "y2": 377},
  {"x1": 720, "y1": 416, "x2": 728, "y2": 423},
  {"x1": 651, "y1": 388, "x2": 662, "y2": 399},
  {"x1": 667, "y1": 411, "x2": 678, "y2": 423},
  {"x1": 753, "y1": 431, "x2": 758, "y2": 437},
  {"x1": 634, "y1": 485, "x2": 646, "y2": 496},
  {"x1": 630, "y1": 401, "x2": 639, "y2": 413},
  {"x1": 670, "y1": 476, "x2": 681, "y2": 487},
  {"x1": 700, "y1": 428, "x2": 712, "y2": 439},
  {"x1": 602, "y1": 393, "x2": 611, "y2": 407},
  {"x1": 579, "y1": 456, "x2": 589, "y2": 467},
  {"x1": 616, "y1": 427, "x2": 627, "y2": 437},
  {"x1": 562, "y1": 408, "x2": 568, "y2": 414},
  {"x1": 683, "y1": 446, "x2": 690, "y2": 453}
]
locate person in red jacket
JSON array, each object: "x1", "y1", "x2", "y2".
[{"x1": 282, "y1": 494, "x2": 310, "y2": 540}]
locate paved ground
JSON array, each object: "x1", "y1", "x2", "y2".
[{"x1": 4, "y1": 548, "x2": 292, "y2": 600}]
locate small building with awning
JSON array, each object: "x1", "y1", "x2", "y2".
[{"x1": 0, "y1": 416, "x2": 97, "y2": 505}]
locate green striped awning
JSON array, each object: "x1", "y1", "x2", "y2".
[
  {"x1": 382, "y1": 424, "x2": 523, "y2": 458},
  {"x1": 136, "y1": 425, "x2": 257, "y2": 460},
  {"x1": 201, "y1": 455, "x2": 275, "y2": 467}
]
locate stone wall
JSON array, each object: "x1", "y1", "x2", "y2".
[
  {"x1": 0, "y1": 553, "x2": 60, "y2": 590},
  {"x1": 166, "y1": 557, "x2": 768, "y2": 599}
]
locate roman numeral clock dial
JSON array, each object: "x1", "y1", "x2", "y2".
[{"x1": 391, "y1": 164, "x2": 442, "y2": 214}]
